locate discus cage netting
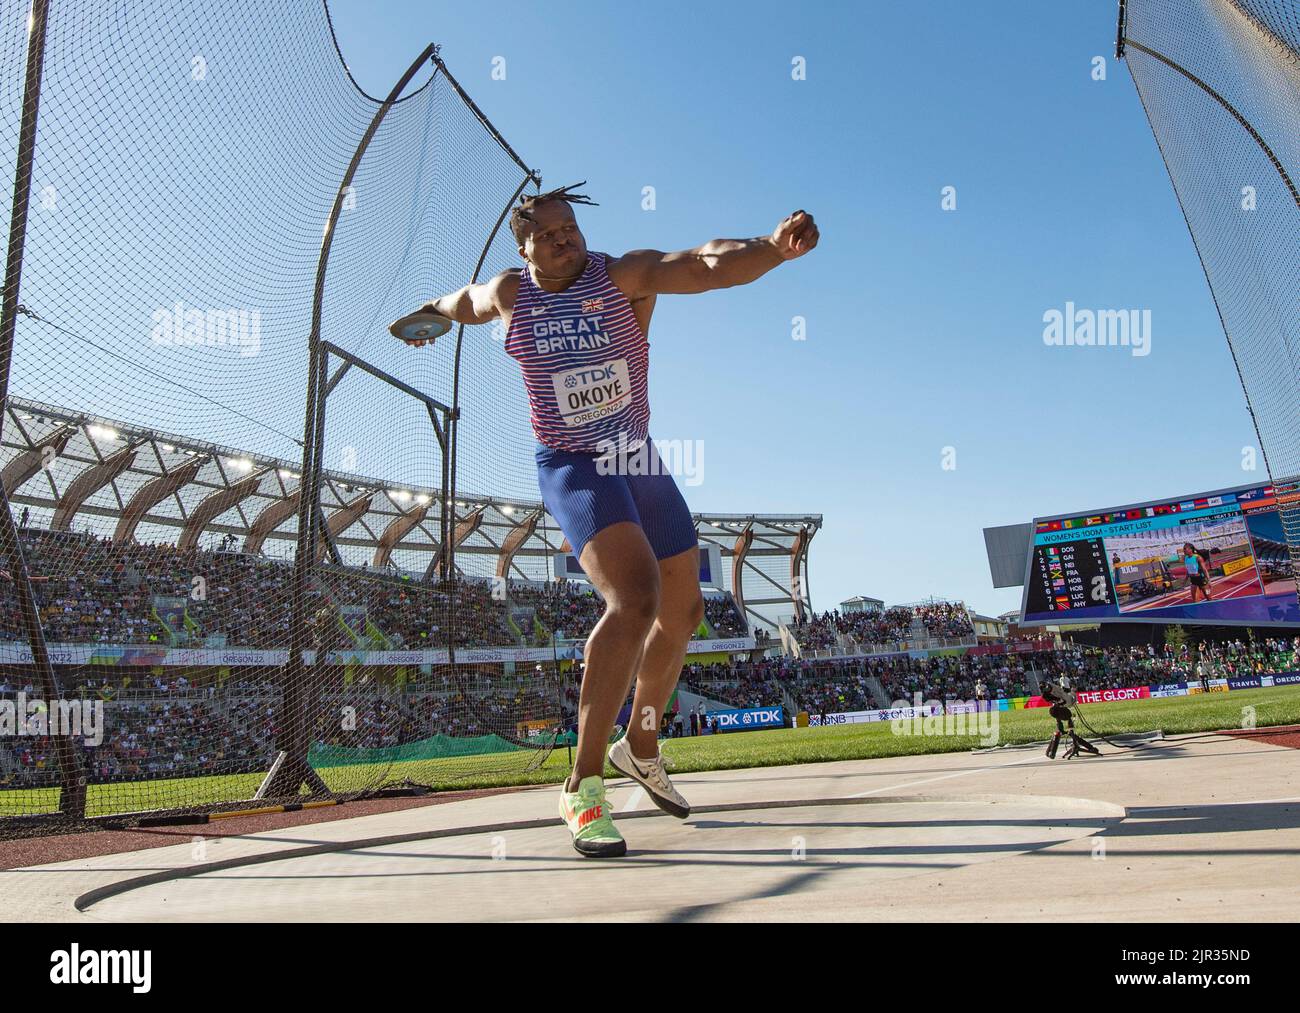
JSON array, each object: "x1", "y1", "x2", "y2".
[{"x1": 0, "y1": 0, "x2": 577, "y2": 835}]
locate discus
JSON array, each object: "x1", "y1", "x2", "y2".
[{"x1": 390, "y1": 310, "x2": 453, "y2": 347}]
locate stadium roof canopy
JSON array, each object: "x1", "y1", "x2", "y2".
[{"x1": 3, "y1": 399, "x2": 821, "y2": 629}]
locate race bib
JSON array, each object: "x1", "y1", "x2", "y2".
[{"x1": 550, "y1": 359, "x2": 632, "y2": 428}]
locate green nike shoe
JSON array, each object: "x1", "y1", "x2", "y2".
[{"x1": 558, "y1": 775, "x2": 626, "y2": 858}]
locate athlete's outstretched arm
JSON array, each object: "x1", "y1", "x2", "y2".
[
  {"x1": 419, "y1": 270, "x2": 514, "y2": 324},
  {"x1": 610, "y1": 210, "x2": 818, "y2": 298}
]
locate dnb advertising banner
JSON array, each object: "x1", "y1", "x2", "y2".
[
  {"x1": 711, "y1": 706, "x2": 784, "y2": 732},
  {"x1": 1020, "y1": 480, "x2": 1300, "y2": 627},
  {"x1": 808, "y1": 703, "x2": 939, "y2": 727}
]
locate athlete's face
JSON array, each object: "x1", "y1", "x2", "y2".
[{"x1": 520, "y1": 201, "x2": 587, "y2": 279}]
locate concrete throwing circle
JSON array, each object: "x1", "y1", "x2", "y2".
[{"x1": 78, "y1": 794, "x2": 1123, "y2": 921}]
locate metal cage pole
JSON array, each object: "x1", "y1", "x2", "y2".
[
  {"x1": 0, "y1": 0, "x2": 87, "y2": 820},
  {"x1": 273, "y1": 42, "x2": 438, "y2": 800}
]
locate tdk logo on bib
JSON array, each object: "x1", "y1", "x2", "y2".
[{"x1": 551, "y1": 359, "x2": 631, "y2": 428}]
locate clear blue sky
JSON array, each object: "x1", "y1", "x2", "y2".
[{"x1": 325, "y1": 0, "x2": 1262, "y2": 618}]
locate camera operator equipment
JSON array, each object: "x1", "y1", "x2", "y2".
[{"x1": 1041, "y1": 680, "x2": 1100, "y2": 760}]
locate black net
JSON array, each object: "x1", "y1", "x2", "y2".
[
  {"x1": 0, "y1": 0, "x2": 585, "y2": 833},
  {"x1": 1119, "y1": 0, "x2": 1300, "y2": 565}
]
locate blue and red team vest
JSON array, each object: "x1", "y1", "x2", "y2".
[{"x1": 505, "y1": 251, "x2": 650, "y2": 453}]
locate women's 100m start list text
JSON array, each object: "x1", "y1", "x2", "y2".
[{"x1": 1025, "y1": 537, "x2": 1114, "y2": 615}]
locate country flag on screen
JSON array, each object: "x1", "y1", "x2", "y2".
[
  {"x1": 1145, "y1": 507, "x2": 1155, "y2": 516},
  {"x1": 1126, "y1": 509, "x2": 1144, "y2": 519},
  {"x1": 1180, "y1": 501, "x2": 1196, "y2": 511},
  {"x1": 1054, "y1": 596, "x2": 1071, "y2": 608},
  {"x1": 1087, "y1": 516, "x2": 1103, "y2": 525},
  {"x1": 1052, "y1": 579, "x2": 1066, "y2": 589},
  {"x1": 1208, "y1": 496, "x2": 1224, "y2": 506}
]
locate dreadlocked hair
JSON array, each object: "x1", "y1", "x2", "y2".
[{"x1": 509, "y1": 182, "x2": 598, "y2": 244}]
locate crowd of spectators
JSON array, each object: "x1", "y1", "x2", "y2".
[
  {"x1": 4, "y1": 635, "x2": 1300, "y2": 790},
  {"x1": 790, "y1": 601, "x2": 975, "y2": 653},
  {"x1": 0, "y1": 527, "x2": 748, "y2": 652},
  {"x1": 4, "y1": 525, "x2": 1297, "y2": 793},
  {"x1": 0, "y1": 664, "x2": 576, "y2": 788},
  {"x1": 680, "y1": 636, "x2": 1300, "y2": 715},
  {"x1": 704, "y1": 595, "x2": 747, "y2": 636},
  {"x1": 509, "y1": 580, "x2": 606, "y2": 643},
  {"x1": 1031, "y1": 638, "x2": 1300, "y2": 692}
]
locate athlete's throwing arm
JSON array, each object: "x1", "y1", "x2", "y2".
[{"x1": 393, "y1": 208, "x2": 819, "y2": 338}]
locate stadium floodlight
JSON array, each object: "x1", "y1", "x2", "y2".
[{"x1": 87, "y1": 424, "x2": 118, "y2": 441}]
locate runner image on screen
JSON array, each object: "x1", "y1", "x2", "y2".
[{"x1": 1183, "y1": 542, "x2": 1213, "y2": 602}]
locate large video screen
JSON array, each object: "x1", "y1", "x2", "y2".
[{"x1": 1020, "y1": 481, "x2": 1299, "y2": 626}]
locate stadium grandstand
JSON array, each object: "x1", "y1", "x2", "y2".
[
  {"x1": 659, "y1": 632, "x2": 1300, "y2": 725},
  {"x1": 1, "y1": 397, "x2": 815, "y2": 641},
  {"x1": 0, "y1": 394, "x2": 816, "y2": 826},
  {"x1": 782, "y1": 596, "x2": 977, "y2": 658}
]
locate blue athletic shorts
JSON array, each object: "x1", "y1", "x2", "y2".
[{"x1": 535, "y1": 439, "x2": 699, "y2": 563}]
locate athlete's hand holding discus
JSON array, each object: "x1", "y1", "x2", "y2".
[{"x1": 388, "y1": 305, "x2": 453, "y2": 347}]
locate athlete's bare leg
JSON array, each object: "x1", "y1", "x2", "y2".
[
  {"x1": 567, "y1": 521, "x2": 660, "y2": 789},
  {"x1": 625, "y1": 544, "x2": 705, "y2": 759}
]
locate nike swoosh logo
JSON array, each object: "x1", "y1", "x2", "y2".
[{"x1": 531, "y1": 306, "x2": 546, "y2": 316}]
